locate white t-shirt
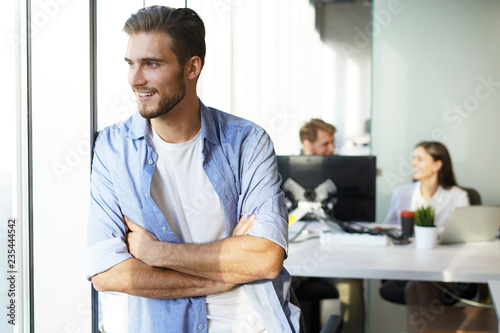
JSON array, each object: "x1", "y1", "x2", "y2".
[
  {"x1": 150, "y1": 129, "x2": 224, "y2": 243},
  {"x1": 150, "y1": 128, "x2": 265, "y2": 332}
]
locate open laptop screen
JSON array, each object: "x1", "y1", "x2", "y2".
[{"x1": 439, "y1": 206, "x2": 500, "y2": 244}]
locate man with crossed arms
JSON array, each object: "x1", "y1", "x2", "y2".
[{"x1": 86, "y1": 5, "x2": 300, "y2": 333}]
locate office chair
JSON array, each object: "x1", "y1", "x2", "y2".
[
  {"x1": 290, "y1": 284, "x2": 343, "y2": 333},
  {"x1": 461, "y1": 187, "x2": 481, "y2": 205}
]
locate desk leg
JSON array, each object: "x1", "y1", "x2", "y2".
[{"x1": 365, "y1": 279, "x2": 369, "y2": 333}]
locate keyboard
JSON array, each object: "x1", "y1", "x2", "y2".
[{"x1": 319, "y1": 231, "x2": 390, "y2": 247}]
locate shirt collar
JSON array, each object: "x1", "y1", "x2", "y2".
[
  {"x1": 199, "y1": 100, "x2": 221, "y2": 147},
  {"x1": 126, "y1": 99, "x2": 221, "y2": 147},
  {"x1": 413, "y1": 181, "x2": 444, "y2": 205},
  {"x1": 432, "y1": 185, "x2": 444, "y2": 203},
  {"x1": 127, "y1": 111, "x2": 149, "y2": 140}
]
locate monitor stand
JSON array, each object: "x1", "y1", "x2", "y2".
[{"x1": 283, "y1": 178, "x2": 339, "y2": 224}]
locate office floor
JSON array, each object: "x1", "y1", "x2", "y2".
[
  {"x1": 322, "y1": 280, "x2": 498, "y2": 333},
  {"x1": 368, "y1": 279, "x2": 408, "y2": 333},
  {"x1": 320, "y1": 279, "x2": 407, "y2": 332}
]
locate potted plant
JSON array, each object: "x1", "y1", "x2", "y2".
[{"x1": 414, "y1": 206, "x2": 437, "y2": 249}]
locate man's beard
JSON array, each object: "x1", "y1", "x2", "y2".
[{"x1": 138, "y1": 76, "x2": 186, "y2": 120}]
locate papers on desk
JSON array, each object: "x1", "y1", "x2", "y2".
[
  {"x1": 288, "y1": 220, "x2": 328, "y2": 242},
  {"x1": 289, "y1": 220, "x2": 390, "y2": 246},
  {"x1": 320, "y1": 232, "x2": 390, "y2": 247}
]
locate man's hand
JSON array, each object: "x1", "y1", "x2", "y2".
[
  {"x1": 124, "y1": 212, "x2": 282, "y2": 284},
  {"x1": 124, "y1": 213, "x2": 256, "y2": 266},
  {"x1": 91, "y1": 257, "x2": 236, "y2": 298},
  {"x1": 233, "y1": 213, "x2": 256, "y2": 236},
  {"x1": 124, "y1": 216, "x2": 160, "y2": 266},
  {"x1": 98, "y1": 216, "x2": 236, "y2": 298}
]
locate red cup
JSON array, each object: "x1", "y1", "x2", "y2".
[{"x1": 400, "y1": 210, "x2": 415, "y2": 237}]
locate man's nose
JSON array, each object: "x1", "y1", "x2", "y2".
[
  {"x1": 129, "y1": 67, "x2": 146, "y2": 86},
  {"x1": 328, "y1": 143, "x2": 335, "y2": 154}
]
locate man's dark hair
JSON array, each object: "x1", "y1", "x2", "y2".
[{"x1": 123, "y1": 6, "x2": 206, "y2": 68}]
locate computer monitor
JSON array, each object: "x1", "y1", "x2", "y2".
[{"x1": 277, "y1": 155, "x2": 376, "y2": 222}]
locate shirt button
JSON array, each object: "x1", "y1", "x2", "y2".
[
  {"x1": 162, "y1": 226, "x2": 167, "y2": 231},
  {"x1": 145, "y1": 193, "x2": 149, "y2": 198},
  {"x1": 148, "y1": 159, "x2": 154, "y2": 165},
  {"x1": 198, "y1": 324, "x2": 204, "y2": 330}
]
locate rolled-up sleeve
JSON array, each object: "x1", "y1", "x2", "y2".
[
  {"x1": 86, "y1": 131, "x2": 132, "y2": 280},
  {"x1": 238, "y1": 129, "x2": 289, "y2": 256}
]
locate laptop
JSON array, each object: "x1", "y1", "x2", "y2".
[{"x1": 438, "y1": 206, "x2": 500, "y2": 244}]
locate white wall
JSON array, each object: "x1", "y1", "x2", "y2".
[{"x1": 372, "y1": 0, "x2": 500, "y2": 223}]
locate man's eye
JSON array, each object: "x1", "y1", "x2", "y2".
[{"x1": 148, "y1": 62, "x2": 158, "y2": 68}]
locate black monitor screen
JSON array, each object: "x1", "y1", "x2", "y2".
[{"x1": 277, "y1": 155, "x2": 376, "y2": 222}]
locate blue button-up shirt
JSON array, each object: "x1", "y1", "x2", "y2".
[{"x1": 86, "y1": 101, "x2": 300, "y2": 332}]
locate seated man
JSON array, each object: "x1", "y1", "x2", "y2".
[
  {"x1": 86, "y1": 6, "x2": 300, "y2": 332},
  {"x1": 299, "y1": 118, "x2": 336, "y2": 155},
  {"x1": 294, "y1": 119, "x2": 365, "y2": 333}
]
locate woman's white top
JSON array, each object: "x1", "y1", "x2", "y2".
[{"x1": 383, "y1": 181, "x2": 470, "y2": 227}]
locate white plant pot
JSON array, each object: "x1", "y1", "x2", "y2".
[{"x1": 414, "y1": 225, "x2": 438, "y2": 249}]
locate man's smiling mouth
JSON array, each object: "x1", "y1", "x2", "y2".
[{"x1": 138, "y1": 92, "x2": 155, "y2": 97}]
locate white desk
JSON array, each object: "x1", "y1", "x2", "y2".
[
  {"x1": 489, "y1": 280, "x2": 500, "y2": 332},
  {"x1": 285, "y1": 236, "x2": 500, "y2": 283}
]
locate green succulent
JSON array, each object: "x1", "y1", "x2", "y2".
[{"x1": 414, "y1": 205, "x2": 435, "y2": 227}]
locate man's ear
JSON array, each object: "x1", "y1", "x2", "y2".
[
  {"x1": 303, "y1": 139, "x2": 313, "y2": 155},
  {"x1": 186, "y1": 56, "x2": 202, "y2": 80}
]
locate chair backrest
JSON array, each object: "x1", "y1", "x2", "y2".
[{"x1": 461, "y1": 187, "x2": 482, "y2": 206}]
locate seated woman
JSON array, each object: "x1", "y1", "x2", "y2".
[
  {"x1": 380, "y1": 141, "x2": 476, "y2": 305},
  {"x1": 384, "y1": 141, "x2": 469, "y2": 227}
]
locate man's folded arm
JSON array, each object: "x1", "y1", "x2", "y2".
[
  {"x1": 91, "y1": 257, "x2": 234, "y2": 299},
  {"x1": 153, "y1": 235, "x2": 283, "y2": 284},
  {"x1": 125, "y1": 215, "x2": 285, "y2": 285}
]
